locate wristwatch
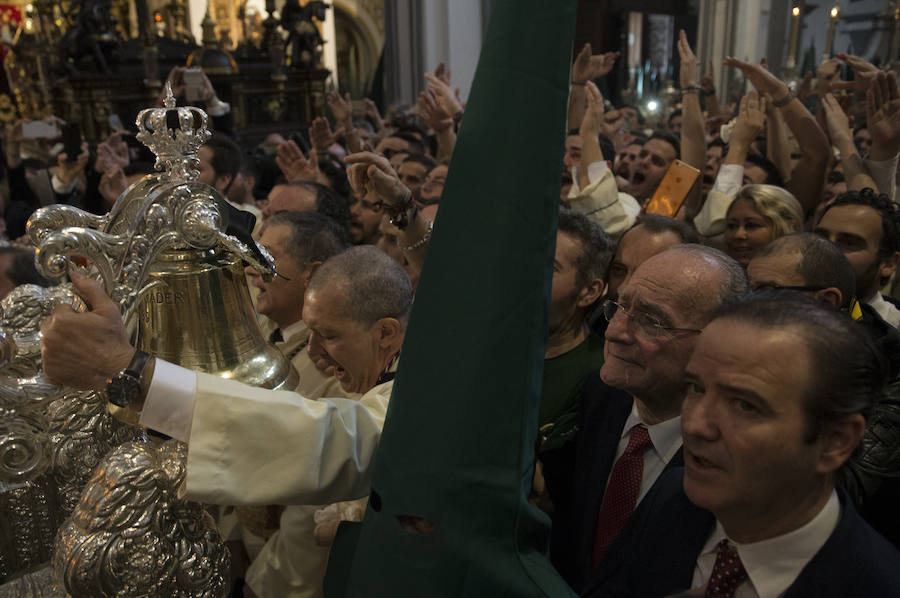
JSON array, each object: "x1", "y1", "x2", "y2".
[{"x1": 106, "y1": 349, "x2": 151, "y2": 408}]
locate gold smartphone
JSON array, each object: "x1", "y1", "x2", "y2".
[{"x1": 644, "y1": 159, "x2": 700, "y2": 218}]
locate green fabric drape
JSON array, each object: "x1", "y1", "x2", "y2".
[{"x1": 325, "y1": 1, "x2": 578, "y2": 595}]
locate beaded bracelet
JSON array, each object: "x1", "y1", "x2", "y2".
[{"x1": 398, "y1": 220, "x2": 434, "y2": 252}]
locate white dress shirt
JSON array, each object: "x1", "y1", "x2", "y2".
[
  {"x1": 691, "y1": 490, "x2": 840, "y2": 598},
  {"x1": 608, "y1": 403, "x2": 683, "y2": 504},
  {"x1": 868, "y1": 292, "x2": 900, "y2": 328},
  {"x1": 693, "y1": 163, "x2": 744, "y2": 239},
  {"x1": 140, "y1": 359, "x2": 198, "y2": 442},
  {"x1": 139, "y1": 359, "x2": 393, "y2": 506}
]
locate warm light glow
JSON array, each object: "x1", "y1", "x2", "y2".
[
  {"x1": 792, "y1": 6, "x2": 800, "y2": 16},
  {"x1": 646, "y1": 100, "x2": 659, "y2": 113},
  {"x1": 830, "y1": 6, "x2": 839, "y2": 17},
  {"x1": 154, "y1": 13, "x2": 162, "y2": 22}
]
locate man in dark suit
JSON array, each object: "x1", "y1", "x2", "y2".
[
  {"x1": 551, "y1": 244, "x2": 748, "y2": 590},
  {"x1": 585, "y1": 293, "x2": 900, "y2": 598}
]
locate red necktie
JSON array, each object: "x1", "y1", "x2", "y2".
[
  {"x1": 591, "y1": 424, "x2": 652, "y2": 567},
  {"x1": 705, "y1": 539, "x2": 748, "y2": 598}
]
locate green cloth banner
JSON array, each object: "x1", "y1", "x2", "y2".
[{"x1": 325, "y1": 1, "x2": 578, "y2": 595}]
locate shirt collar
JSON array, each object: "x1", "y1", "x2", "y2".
[
  {"x1": 621, "y1": 402, "x2": 683, "y2": 464},
  {"x1": 281, "y1": 319, "x2": 309, "y2": 341},
  {"x1": 700, "y1": 490, "x2": 840, "y2": 598},
  {"x1": 867, "y1": 292, "x2": 900, "y2": 328}
]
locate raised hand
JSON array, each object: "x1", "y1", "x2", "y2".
[
  {"x1": 677, "y1": 30, "x2": 700, "y2": 89},
  {"x1": 867, "y1": 70, "x2": 900, "y2": 160},
  {"x1": 433, "y1": 61, "x2": 451, "y2": 86},
  {"x1": 95, "y1": 131, "x2": 130, "y2": 173},
  {"x1": 572, "y1": 43, "x2": 619, "y2": 84},
  {"x1": 344, "y1": 151, "x2": 410, "y2": 211},
  {"x1": 820, "y1": 92, "x2": 853, "y2": 146},
  {"x1": 417, "y1": 87, "x2": 454, "y2": 132},
  {"x1": 815, "y1": 58, "x2": 842, "y2": 98},
  {"x1": 580, "y1": 80, "x2": 604, "y2": 138},
  {"x1": 724, "y1": 56, "x2": 790, "y2": 103},
  {"x1": 99, "y1": 164, "x2": 128, "y2": 207},
  {"x1": 731, "y1": 91, "x2": 766, "y2": 148},
  {"x1": 308, "y1": 116, "x2": 343, "y2": 153},
  {"x1": 423, "y1": 72, "x2": 462, "y2": 118},
  {"x1": 361, "y1": 98, "x2": 383, "y2": 130},
  {"x1": 41, "y1": 268, "x2": 134, "y2": 390},
  {"x1": 832, "y1": 53, "x2": 879, "y2": 94},
  {"x1": 275, "y1": 139, "x2": 319, "y2": 183},
  {"x1": 327, "y1": 90, "x2": 353, "y2": 126}
]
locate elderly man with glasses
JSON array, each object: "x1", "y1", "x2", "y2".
[{"x1": 551, "y1": 244, "x2": 748, "y2": 591}]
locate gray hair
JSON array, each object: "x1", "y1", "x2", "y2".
[
  {"x1": 666, "y1": 244, "x2": 749, "y2": 324},
  {"x1": 307, "y1": 246, "x2": 413, "y2": 327}
]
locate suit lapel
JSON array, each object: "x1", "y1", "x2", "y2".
[
  {"x1": 582, "y1": 469, "x2": 714, "y2": 597},
  {"x1": 574, "y1": 375, "x2": 634, "y2": 575}
]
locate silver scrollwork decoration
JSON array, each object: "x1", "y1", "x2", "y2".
[{"x1": 53, "y1": 441, "x2": 229, "y2": 598}]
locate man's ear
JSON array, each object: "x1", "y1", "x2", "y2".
[
  {"x1": 815, "y1": 413, "x2": 865, "y2": 475},
  {"x1": 813, "y1": 287, "x2": 843, "y2": 310},
  {"x1": 880, "y1": 250, "x2": 900, "y2": 282},
  {"x1": 376, "y1": 317, "x2": 403, "y2": 349},
  {"x1": 577, "y1": 279, "x2": 605, "y2": 308},
  {"x1": 215, "y1": 173, "x2": 234, "y2": 194},
  {"x1": 302, "y1": 261, "x2": 323, "y2": 292}
]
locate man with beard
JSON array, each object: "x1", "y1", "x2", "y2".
[
  {"x1": 396, "y1": 154, "x2": 434, "y2": 196},
  {"x1": 815, "y1": 188, "x2": 900, "y2": 327},
  {"x1": 613, "y1": 137, "x2": 646, "y2": 193},
  {"x1": 701, "y1": 139, "x2": 726, "y2": 197},
  {"x1": 418, "y1": 162, "x2": 447, "y2": 205},
  {"x1": 628, "y1": 132, "x2": 679, "y2": 204},
  {"x1": 347, "y1": 190, "x2": 384, "y2": 245}
]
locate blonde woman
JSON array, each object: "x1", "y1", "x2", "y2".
[{"x1": 724, "y1": 184, "x2": 804, "y2": 266}]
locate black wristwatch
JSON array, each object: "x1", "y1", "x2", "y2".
[{"x1": 106, "y1": 349, "x2": 150, "y2": 408}]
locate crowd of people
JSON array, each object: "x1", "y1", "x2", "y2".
[{"x1": 6, "y1": 21, "x2": 899, "y2": 598}]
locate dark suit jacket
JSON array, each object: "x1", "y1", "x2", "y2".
[
  {"x1": 583, "y1": 467, "x2": 900, "y2": 598},
  {"x1": 548, "y1": 374, "x2": 683, "y2": 592}
]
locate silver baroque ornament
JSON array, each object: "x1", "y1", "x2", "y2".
[
  {"x1": 0, "y1": 83, "x2": 291, "y2": 596},
  {"x1": 53, "y1": 441, "x2": 229, "y2": 598}
]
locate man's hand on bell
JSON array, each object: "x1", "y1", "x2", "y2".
[{"x1": 41, "y1": 268, "x2": 134, "y2": 391}]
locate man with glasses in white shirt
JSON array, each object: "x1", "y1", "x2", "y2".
[
  {"x1": 583, "y1": 293, "x2": 900, "y2": 598},
  {"x1": 551, "y1": 244, "x2": 748, "y2": 591}
]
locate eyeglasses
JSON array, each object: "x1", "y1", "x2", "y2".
[
  {"x1": 751, "y1": 283, "x2": 828, "y2": 293},
  {"x1": 601, "y1": 300, "x2": 703, "y2": 338}
]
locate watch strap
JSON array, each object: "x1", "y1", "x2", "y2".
[{"x1": 125, "y1": 349, "x2": 150, "y2": 378}]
